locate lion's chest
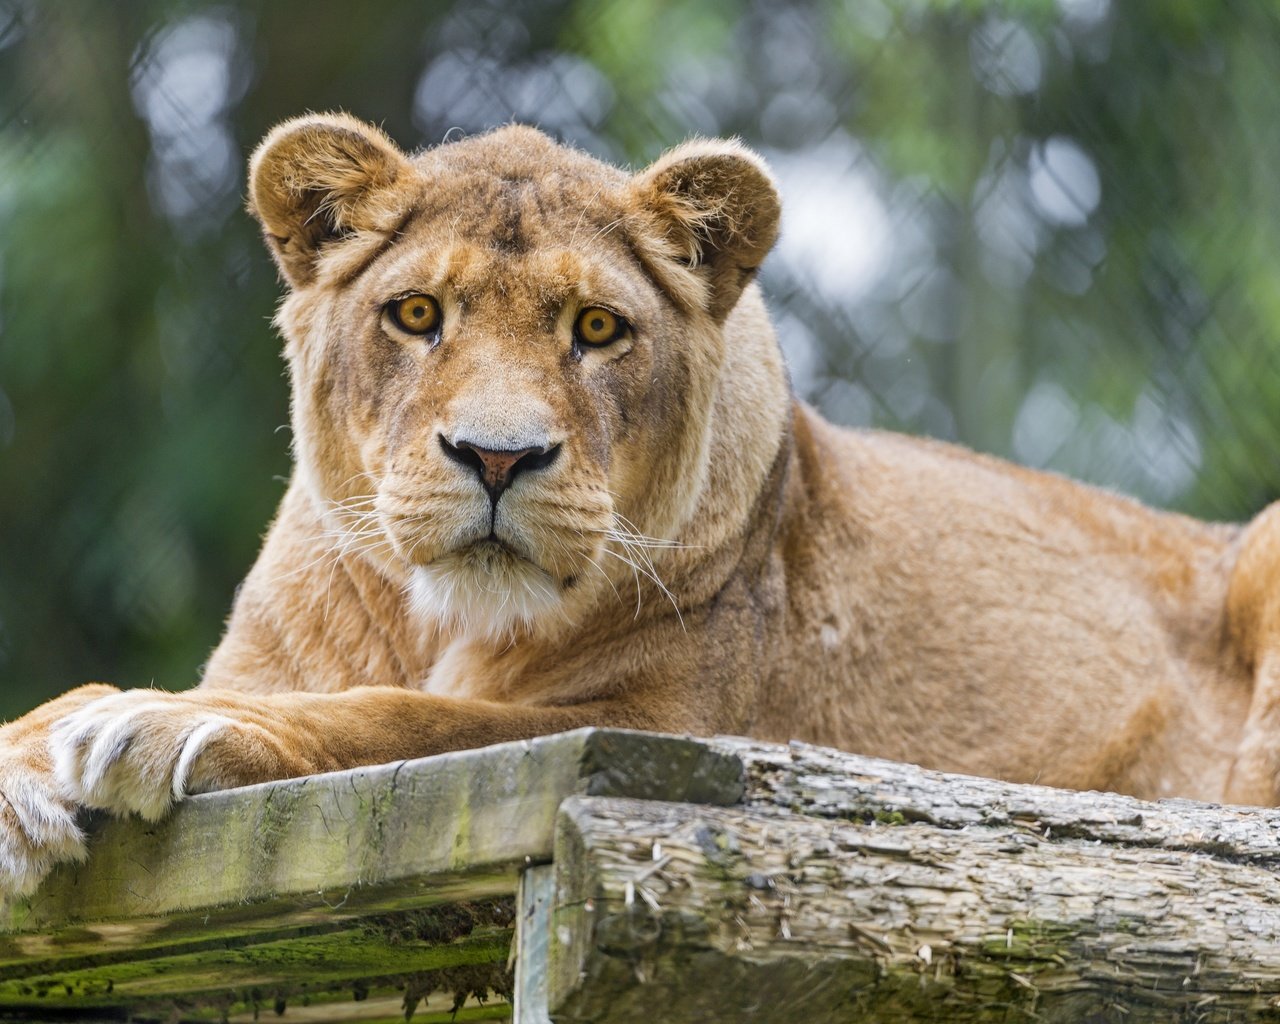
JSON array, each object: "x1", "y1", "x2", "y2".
[{"x1": 420, "y1": 639, "x2": 532, "y2": 702}]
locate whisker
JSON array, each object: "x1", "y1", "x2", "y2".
[
  {"x1": 602, "y1": 532, "x2": 686, "y2": 631},
  {"x1": 601, "y1": 546, "x2": 647, "y2": 620},
  {"x1": 322, "y1": 522, "x2": 383, "y2": 621},
  {"x1": 568, "y1": 183, "x2": 608, "y2": 249},
  {"x1": 581, "y1": 552, "x2": 623, "y2": 606},
  {"x1": 593, "y1": 530, "x2": 695, "y2": 551},
  {"x1": 608, "y1": 511, "x2": 699, "y2": 549},
  {"x1": 264, "y1": 526, "x2": 385, "y2": 587}
]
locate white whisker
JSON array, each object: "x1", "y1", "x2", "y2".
[{"x1": 599, "y1": 514, "x2": 687, "y2": 630}]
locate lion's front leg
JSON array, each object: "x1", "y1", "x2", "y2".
[
  {"x1": 0, "y1": 683, "x2": 120, "y2": 895},
  {"x1": 48, "y1": 686, "x2": 670, "y2": 820}
]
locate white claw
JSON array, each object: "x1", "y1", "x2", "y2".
[
  {"x1": 173, "y1": 716, "x2": 234, "y2": 799},
  {"x1": 49, "y1": 691, "x2": 234, "y2": 821}
]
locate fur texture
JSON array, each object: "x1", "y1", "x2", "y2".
[{"x1": 3, "y1": 115, "x2": 1280, "y2": 897}]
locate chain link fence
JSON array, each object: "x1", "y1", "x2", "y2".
[{"x1": 3, "y1": 0, "x2": 1280, "y2": 711}]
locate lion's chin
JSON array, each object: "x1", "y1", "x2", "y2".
[{"x1": 406, "y1": 542, "x2": 564, "y2": 642}]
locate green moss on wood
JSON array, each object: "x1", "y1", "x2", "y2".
[{"x1": 0, "y1": 911, "x2": 513, "y2": 1010}]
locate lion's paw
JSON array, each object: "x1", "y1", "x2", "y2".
[
  {"x1": 0, "y1": 758, "x2": 87, "y2": 897},
  {"x1": 50, "y1": 690, "x2": 237, "y2": 821}
]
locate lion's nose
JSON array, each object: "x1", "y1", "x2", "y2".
[{"x1": 438, "y1": 435, "x2": 562, "y2": 503}]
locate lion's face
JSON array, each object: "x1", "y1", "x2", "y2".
[{"x1": 250, "y1": 117, "x2": 779, "y2": 640}]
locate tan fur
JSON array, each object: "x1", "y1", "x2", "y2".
[{"x1": 2, "y1": 114, "x2": 1279, "y2": 895}]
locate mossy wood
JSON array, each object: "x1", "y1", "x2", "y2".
[
  {"x1": 0, "y1": 729, "x2": 740, "y2": 1022},
  {"x1": 2, "y1": 731, "x2": 1280, "y2": 1022}
]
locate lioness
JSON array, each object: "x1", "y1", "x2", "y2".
[{"x1": 2, "y1": 113, "x2": 1279, "y2": 895}]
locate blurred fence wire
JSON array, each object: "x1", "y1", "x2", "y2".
[{"x1": 2, "y1": 0, "x2": 1280, "y2": 710}]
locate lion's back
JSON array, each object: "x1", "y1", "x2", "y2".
[{"x1": 762, "y1": 403, "x2": 1246, "y2": 799}]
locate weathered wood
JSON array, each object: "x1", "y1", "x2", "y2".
[
  {"x1": 5, "y1": 728, "x2": 740, "y2": 937},
  {"x1": 716, "y1": 736, "x2": 1280, "y2": 864},
  {"x1": 9, "y1": 728, "x2": 1280, "y2": 1022},
  {"x1": 549, "y1": 793, "x2": 1280, "y2": 1023},
  {"x1": 515, "y1": 865, "x2": 554, "y2": 1024},
  {"x1": 0, "y1": 729, "x2": 740, "y2": 1021}
]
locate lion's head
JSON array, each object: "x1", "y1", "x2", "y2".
[{"x1": 248, "y1": 114, "x2": 786, "y2": 642}]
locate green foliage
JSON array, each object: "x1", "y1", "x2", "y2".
[{"x1": 2, "y1": 0, "x2": 1279, "y2": 713}]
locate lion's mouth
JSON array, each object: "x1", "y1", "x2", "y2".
[
  {"x1": 457, "y1": 532, "x2": 539, "y2": 572},
  {"x1": 476, "y1": 531, "x2": 521, "y2": 555}
]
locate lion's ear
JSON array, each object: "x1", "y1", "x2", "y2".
[
  {"x1": 631, "y1": 139, "x2": 781, "y2": 322},
  {"x1": 247, "y1": 113, "x2": 414, "y2": 286}
]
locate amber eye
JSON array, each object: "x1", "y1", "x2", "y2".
[
  {"x1": 389, "y1": 294, "x2": 442, "y2": 336},
  {"x1": 574, "y1": 307, "x2": 626, "y2": 347}
]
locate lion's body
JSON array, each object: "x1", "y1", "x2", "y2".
[
  {"x1": 2, "y1": 115, "x2": 1280, "y2": 896},
  {"x1": 204, "y1": 380, "x2": 1257, "y2": 804},
  {"x1": 777, "y1": 411, "x2": 1250, "y2": 800}
]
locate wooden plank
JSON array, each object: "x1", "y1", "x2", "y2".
[
  {"x1": 0, "y1": 729, "x2": 741, "y2": 1020},
  {"x1": 513, "y1": 866, "x2": 554, "y2": 1024},
  {"x1": 549, "y1": 794, "x2": 1280, "y2": 1023},
  {"x1": 0, "y1": 921, "x2": 508, "y2": 1007},
  {"x1": 715, "y1": 736, "x2": 1280, "y2": 863},
  {"x1": 1, "y1": 729, "x2": 740, "y2": 944}
]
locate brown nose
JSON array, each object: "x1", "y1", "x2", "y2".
[{"x1": 438, "y1": 435, "x2": 561, "y2": 503}]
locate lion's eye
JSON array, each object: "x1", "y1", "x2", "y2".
[
  {"x1": 388, "y1": 294, "x2": 442, "y2": 336},
  {"x1": 574, "y1": 307, "x2": 626, "y2": 347}
]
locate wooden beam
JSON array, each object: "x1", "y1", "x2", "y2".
[
  {"x1": 514, "y1": 865, "x2": 554, "y2": 1024},
  {"x1": 717, "y1": 736, "x2": 1280, "y2": 865},
  {"x1": 548, "y1": 773, "x2": 1280, "y2": 1023}
]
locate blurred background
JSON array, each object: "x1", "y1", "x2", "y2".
[{"x1": 2, "y1": 0, "x2": 1279, "y2": 716}]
